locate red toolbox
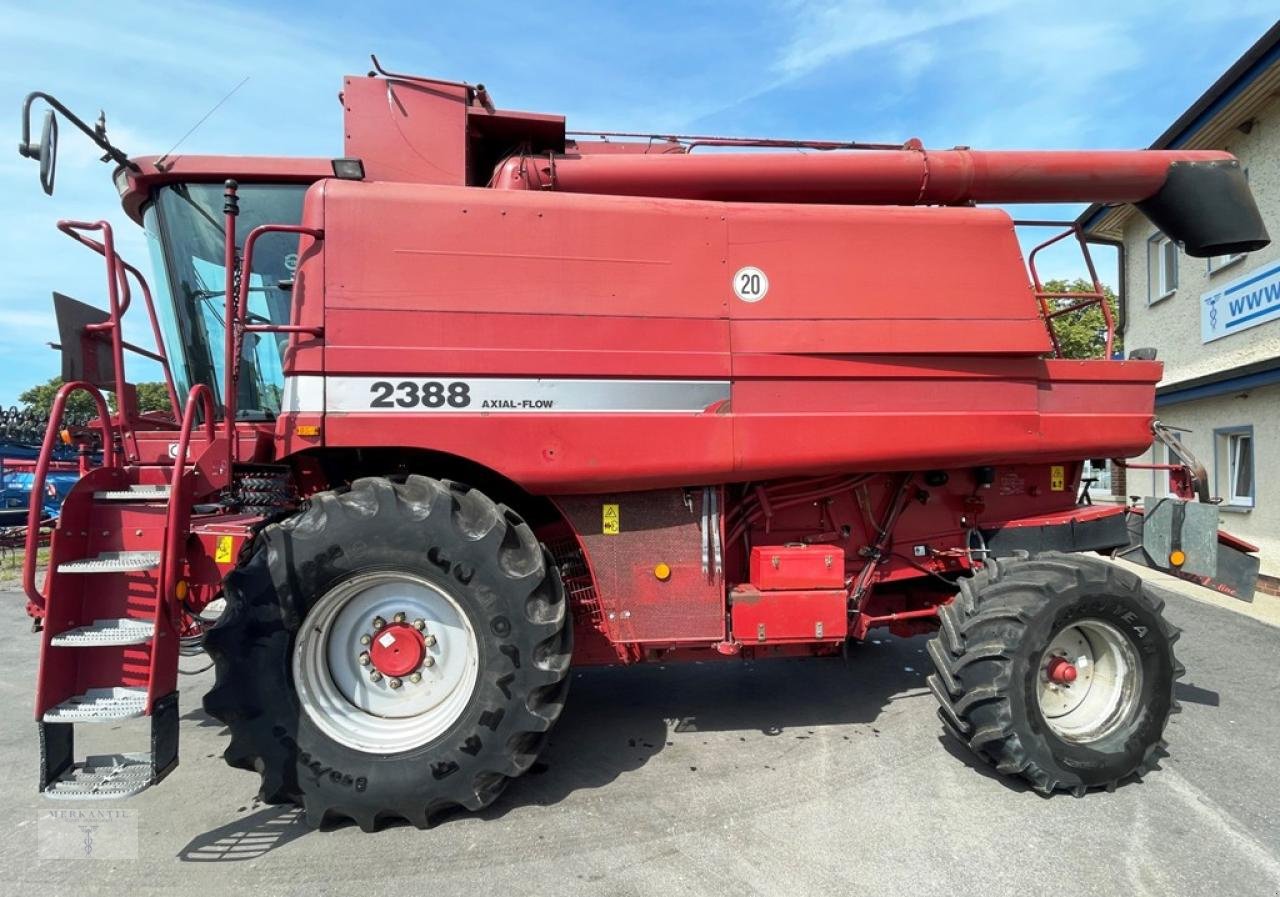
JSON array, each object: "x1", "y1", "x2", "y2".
[
  {"x1": 749, "y1": 544, "x2": 845, "y2": 590},
  {"x1": 730, "y1": 586, "x2": 848, "y2": 643}
]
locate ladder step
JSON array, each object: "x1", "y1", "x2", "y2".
[
  {"x1": 50, "y1": 618, "x2": 155, "y2": 647},
  {"x1": 93, "y1": 485, "x2": 171, "y2": 501},
  {"x1": 58, "y1": 551, "x2": 161, "y2": 574},
  {"x1": 43, "y1": 687, "x2": 148, "y2": 723},
  {"x1": 43, "y1": 753, "x2": 156, "y2": 800}
]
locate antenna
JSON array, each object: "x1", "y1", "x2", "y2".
[{"x1": 154, "y1": 76, "x2": 250, "y2": 171}]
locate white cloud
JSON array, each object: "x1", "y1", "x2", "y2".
[{"x1": 774, "y1": 0, "x2": 1011, "y2": 79}]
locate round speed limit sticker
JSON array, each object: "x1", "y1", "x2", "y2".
[{"x1": 733, "y1": 266, "x2": 769, "y2": 303}]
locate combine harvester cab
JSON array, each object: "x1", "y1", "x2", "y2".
[{"x1": 13, "y1": 61, "x2": 1268, "y2": 823}]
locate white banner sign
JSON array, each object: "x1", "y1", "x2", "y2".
[{"x1": 1202, "y1": 259, "x2": 1280, "y2": 343}]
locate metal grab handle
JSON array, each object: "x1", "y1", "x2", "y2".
[
  {"x1": 160, "y1": 384, "x2": 216, "y2": 616},
  {"x1": 222, "y1": 217, "x2": 324, "y2": 447},
  {"x1": 23, "y1": 381, "x2": 116, "y2": 614}
]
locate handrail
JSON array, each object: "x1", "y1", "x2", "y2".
[
  {"x1": 224, "y1": 216, "x2": 323, "y2": 448},
  {"x1": 1020, "y1": 220, "x2": 1116, "y2": 360},
  {"x1": 55, "y1": 219, "x2": 181, "y2": 420},
  {"x1": 57, "y1": 221, "x2": 129, "y2": 412},
  {"x1": 22, "y1": 381, "x2": 115, "y2": 615},
  {"x1": 160, "y1": 384, "x2": 216, "y2": 614}
]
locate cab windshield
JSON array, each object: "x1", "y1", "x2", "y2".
[{"x1": 143, "y1": 183, "x2": 307, "y2": 418}]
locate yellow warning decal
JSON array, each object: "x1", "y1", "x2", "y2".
[
  {"x1": 602, "y1": 503, "x2": 620, "y2": 535},
  {"x1": 1050, "y1": 465, "x2": 1066, "y2": 492},
  {"x1": 215, "y1": 535, "x2": 235, "y2": 564}
]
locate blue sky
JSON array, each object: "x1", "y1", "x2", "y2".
[{"x1": 0, "y1": 1, "x2": 1276, "y2": 407}]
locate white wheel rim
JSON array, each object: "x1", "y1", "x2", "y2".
[
  {"x1": 1036, "y1": 619, "x2": 1142, "y2": 743},
  {"x1": 292, "y1": 571, "x2": 480, "y2": 754}
]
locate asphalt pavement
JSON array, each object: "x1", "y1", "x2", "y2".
[{"x1": 0, "y1": 565, "x2": 1277, "y2": 897}]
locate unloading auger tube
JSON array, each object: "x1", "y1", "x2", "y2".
[{"x1": 494, "y1": 147, "x2": 1269, "y2": 258}]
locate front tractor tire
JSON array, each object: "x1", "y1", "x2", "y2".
[
  {"x1": 203, "y1": 476, "x2": 572, "y2": 831},
  {"x1": 927, "y1": 553, "x2": 1183, "y2": 796}
]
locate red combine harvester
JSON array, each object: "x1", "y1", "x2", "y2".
[{"x1": 16, "y1": 60, "x2": 1268, "y2": 829}]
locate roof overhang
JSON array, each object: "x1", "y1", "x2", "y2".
[{"x1": 117, "y1": 154, "x2": 332, "y2": 224}]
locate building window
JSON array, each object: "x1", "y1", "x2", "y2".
[
  {"x1": 1147, "y1": 234, "x2": 1177, "y2": 303},
  {"x1": 1215, "y1": 427, "x2": 1255, "y2": 508},
  {"x1": 1207, "y1": 251, "x2": 1246, "y2": 275}
]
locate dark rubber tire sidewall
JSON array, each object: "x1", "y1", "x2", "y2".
[
  {"x1": 203, "y1": 476, "x2": 571, "y2": 830},
  {"x1": 1005, "y1": 587, "x2": 1174, "y2": 786}
]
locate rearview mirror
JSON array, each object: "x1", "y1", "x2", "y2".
[
  {"x1": 19, "y1": 108, "x2": 58, "y2": 195},
  {"x1": 38, "y1": 110, "x2": 57, "y2": 195}
]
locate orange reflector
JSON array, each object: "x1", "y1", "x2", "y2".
[
  {"x1": 295, "y1": 424, "x2": 321, "y2": 437},
  {"x1": 59, "y1": 428, "x2": 73, "y2": 445},
  {"x1": 654, "y1": 563, "x2": 672, "y2": 581},
  {"x1": 1169, "y1": 550, "x2": 1186, "y2": 567},
  {"x1": 175, "y1": 580, "x2": 189, "y2": 601}
]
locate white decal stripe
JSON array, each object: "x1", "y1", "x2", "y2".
[
  {"x1": 282, "y1": 375, "x2": 325, "y2": 413},
  {"x1": 316, "y1": 376, "x2": 730, "y2": 414}
]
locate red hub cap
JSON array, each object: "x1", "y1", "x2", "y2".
[
  {"x1": 368, "y1": 622, "x2": 427, "y2": 677},
  {"x1": 1046, "y1": 656, "x2": 1078, "y2": 684}
]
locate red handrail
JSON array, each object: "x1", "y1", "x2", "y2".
[
  {"x1": 55, "y1": 219, "x2": 181, "y2": 421},
  {"x1": 22, "y1": 381, "x2": 115, "y2": 615},
  {"x1": 1021, "y1": 220, "x2": 1116, "y2": 360},
  {"x1": 224, "y1": 220, "x2": 323, "y2": 448},
  {"x1": 160, "y1": 384, "x2": 216, "y2": 616},
  {"x1": 57, "y1": 221, "x2": 129, "y2": 416}
]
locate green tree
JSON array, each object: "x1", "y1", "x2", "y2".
[
  {"x1": 18, "y1": 377, "x2": 173, "y2": 417},
  {"x1": 1041, "y1": 278, "x2": 1122, "y2": 360},
  {"x1": 18, "y1": 377, "x2": 100, "y2": 417},
  {"x1": 134, "y1": 381, "x2": 174, "y2": 414}
]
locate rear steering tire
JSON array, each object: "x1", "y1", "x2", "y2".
[
  {"x1": 203, "y1": 475, "x2": 572, "y2": 830},
  {"x1": 927, "y1": 552, "x2": 1183, "y2": 795}
]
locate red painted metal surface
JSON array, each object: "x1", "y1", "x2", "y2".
[
  {"x1": 492, "y1": 146, "x2": 1234, "y2": 204},
  {"x1": 1047, "y1": 657, "x2": 1078, "y2": 684},
  {"x1": 749, "y1": 545, "x2": 845, "y2": 591},
  {"x1": 729, "y1": 586, "x2": 848, "y2": 644},
  {"x1": 369, "y1": 623, "x2": 426, "y2": 678}
]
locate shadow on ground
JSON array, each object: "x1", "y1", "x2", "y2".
[
  {"x1": 187, "y1": 635, "x2": 930, "y2": 843},
  {"x1": 179, "y1": 806, "x2": 309, "y2": 861}
]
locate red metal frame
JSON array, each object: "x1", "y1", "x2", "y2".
[
  {"x1": 1023, "y1": 220, "x2": 1116, "y2": 360},
  {"x1": 55, "y1": 220, "x2": 180, "y2": 424},
  {"x1": 21, "y1": 380, "x2": 115, "y2": 617}
]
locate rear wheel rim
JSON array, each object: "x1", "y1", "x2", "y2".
[
  {"x1": 1036, "y1": 618, "x2": 1142, "y2": 743},
  {"x1": 293, "y1": 571, "x2": 480, "y2": 753}
]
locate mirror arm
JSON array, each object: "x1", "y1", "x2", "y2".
[{"x1": 19, "y1": 91, "x2": 138, "y2": 172}]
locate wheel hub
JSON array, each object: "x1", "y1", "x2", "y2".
[
  {"x1": 292, "y1": 571, "x2": 480, "y2": 754},
  {"x1": 1036, "y1": 618, "x2": 1141, "y2": 743},
  {"x1": 368, "y1": 622, "x2": 427, "y2": 678},
  {"x1": 1045, "y1": 656, "x2": 1079, "y2": 684}
]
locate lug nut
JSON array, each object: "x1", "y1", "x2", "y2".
[
  {"x1": 358, "y1": 652, "x2": 370, "y2": 666},
  {"x1": 409, "y1": 672, "x2": 422, "y2": 683},
  {"x1": 360, "y1": 634, "x2": 371, "y2": 646},
  {"x1": 389, "y1": 678, "x2": 402, "y2": 689},
  {"x1": 372, "y1": 616, "x2": 385, "y2": 630},
  {"x1": 423, "y1": 634, "x2": 437, "y2": 648},
  {"x1": 422, "y1": 655, "x2": 436, "y2": 668},
  {"x1": 393, "y1": 612, "x2": 406, "y2": 623},
  {"x1": 370, "y1": 670, "x2": 383, "y2": 682},
  {"x1": 413, "y1": 619, "x2": 426, "y2": 631}
]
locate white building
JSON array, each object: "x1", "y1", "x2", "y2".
[{"x1": 1081, "y1": 22, "x2": 1280, "y2": 589}]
